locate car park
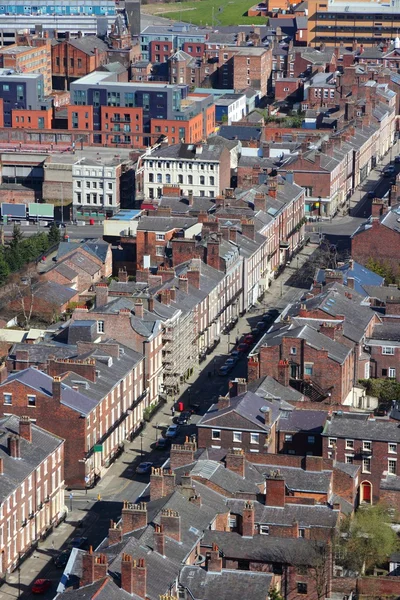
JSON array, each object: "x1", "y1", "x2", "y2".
[
  {"x1": 136, "y1": 461, "x2": 153, "y2": 474},
  {"x1": 165, "y1": 424, "x2": 179, "y2": 438},
  {"x1": 32, "y1": 579, "x2": 52, "y2": 594}
]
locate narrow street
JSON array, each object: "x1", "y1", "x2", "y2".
[{"x1": 0, "y1": 242, "x2": 317, "y2": 600}]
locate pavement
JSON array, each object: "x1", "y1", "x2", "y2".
[{"x1": 0, "y1": 241, "x2": 317, "y2": 600}]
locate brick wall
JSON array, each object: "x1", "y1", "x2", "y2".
[{"x1": 352, "y1": 220, "x2": 400, "y2": 277}]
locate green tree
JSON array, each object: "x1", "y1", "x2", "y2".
[
  {"x1": 269, "y1": 587, "x2": 284, "y2": 600},
  {"x1": 10, "y1": 223, "x2": 23, "y2": 249},
  {"x1": 47, "y1": 223, "x2": 61, "y2": 246},
  {"x1": 365, "y1": 257, "x2": 396, "y2": 284},
  {"x1": 0, "y1": 251, "x2": 10, "y2": 284},
  {"x1": 339, "y1": 504, "x2": 399, "y2": 574}
]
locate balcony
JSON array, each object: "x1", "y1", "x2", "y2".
[{"x1": 110, "y1": 116, "x2": 131, "y2": 123}]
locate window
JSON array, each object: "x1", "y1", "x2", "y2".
[
  {"x1": 250, "y1": 433, "x2": 259, "y2": 444},
  {"x1": 200, "y1": 175, "x2": 205, "y2": 185},
  {"x1": 304, "y1": 363, "x2": 313, "y2": 376},
  {"x1": 308, "y1": 435, "x2": 315, "y2": 444},
  {"x1": 298, "y1": 528, "x2": 305, "y2": 538},
  {"x1": 297, "y1": 583, "x2": 307, "y2": 594},
  {"x1": 212, "y1": 430, "x2": 221, "y2": 440},
  {"x1": 233, "y1": 431, "x2": 242, "y2": 443},
  {"x1": 156, "y1": 233, "x2": 164, "y2": 241},
  {"x1": 27, "y1": 395, "x2": 36, "y2": 407},
  {"x1": 363, "y1": 441, "x2": 371, "y2": 452},
  {"x1": 389, "y1": 443, "x2": 397, "y2": 454},
  {"x1": 97, "y1": 321, "x2": 105, "y2": 334},
  {"x1": 382, "y1": 346, "x2": 395, "y2": 355},
  {"x1": 290, "y1": 347, "x2": 297, "y2": 355},
  {"x1": 157, "y1": 173, "x2": 162, "y2": 183},
  {"x1": 156, "y1": 246, "x2": 164, "y2": 256},
  {"x1": 3, "y1": 393, "x2": 12, "y2": 405},
  {"x1": 328, "y1": 437, "x2": 337, "y2": 448},
  {"x1": 388, "y1": 459, "x2": 397, "y2": 475},
  {"x1": 260, "y1": 525, "x2": 269, "y2": 535},
  {"x1": 345, "y1": 455, "x2": 354, "y2": 464},
  {"x1": 345, "y1": 439, "x2": 354, "y2": 450},
  {"x1": 389, "y1": 367, "x2": 396, "y2": 378},
  {"x1": 178, "y1": 175, "x2": 183, "y2": 184},
  {"x1": 188, "y1": 175, "x2": 193, "y2": 185},
  {"x1": 284, "y1": 434, "x2": 292, "y2": 442},
  {"x1": 362, "y1": 457, "x2": 371, "y2": 473},
  {"x1": 209, "y1": 176, "x2": 215, "y2": 186},
  {"x1": 149, "y1": 173, "x2": 154, "y2": 183}
]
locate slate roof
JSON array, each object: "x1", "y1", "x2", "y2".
[
  {"x1": 250, "y1": 375, "x2": 304, "y2": 403},
  {"x1": 198, "y1": 391, "x2": 280, "y2": 432},
  {"x1": 380, "y1": 474, "x2": 400, "y2": 491},
  {"x1": 52, "y1": 262, "x2": 78, "y2": 281},
  {"x1": 323, "y1": 413, "x2": 400, "y2": 443},
  {"x1": 278, "y1": 409, "x2": 328, "y2": 433},
  {"x1": 227, "y1": 499, "x2": 338, "y2": 529},
  {"x1": 182, "y1": 460, "x2": 261, "y2": 495},
  {"x1": 368, "y1": 322, "x2": 400, "y2": 343},
  {"x1": 148, "y1": 142, "x2": 226, "y2": 161},
  {"x1": 315, "y1": 261, "x2": 384, "y2": 296},
  {"x1": 364, "y1": 285, "x2": 400, "y2": 303},
  {"x1": 33, "y1": 281, "x2": 77, "y2": 305},
  {"x1": 137, "y1": 216, "x2": 197, "y2": 231},
  {"x1": 158, "y1": 195, "x2": 216, "y2": 215},
  {"x1": 57, "y1": 240, "x2": 109, "y2": 264},
  {"x1": 254, "y1": 464, "x2": 332, "y2": 494},
  {"x1": 3, "y1": 367, "x2": 97, "y2": 416},
  {"x1": 9, "y1": 342, "x2": 77, "y2": 365},
  {"x1": 56, "y1": 577, "x2": 138, "y2": 600},
  {"x1": 90, "y1": 296, "x2": 162, "y2": 340},
  {"x1": 64, "y1": 252, "x2": 101, "y2": 276},
  {"x1": 0, "y1": 414, "x2": 62, "y2": 504},
  {"x1": 179, "y1": 566, "x2": 273, "y2": 600},
  {"x1": 201, "y1": 529, "x2": 327, "y2": 564},
  {"x1": 66, "y1": 37, "x2": 109, "y2": 56}
]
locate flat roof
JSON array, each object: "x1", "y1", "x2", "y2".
[
  {"x1": 110, "y1": 210, "x2": 141, "y2": 221},
  {"x1": 0, "y1": 45, "x2": 33, "y2": 54}
]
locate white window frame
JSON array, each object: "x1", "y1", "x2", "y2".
[
  {"x1": 382, "y1": 346, "x2": 395, "y2": 355},
  {"x1": 389, "y1": 367, "x2": 396, "y2": 378},
  {"x1": 388, "y1": 458, "x2": 397, "y2": 475},
  {"x1": 328, "y1": 437, "x2": 337, "y2": 448},
  {"x1": 362, "y1": 457, "x2": 371, "y2": 473},
  {"x1": 363, "y1": 440, "x2": 372, "y2": 452},
  {"x1": 389, "y1": 443, "x2": 397, "y2": 454},
  {"x1": 211, "y1": 429, "x2": 221, "y2": 440},
  {"x1": 3, "y1": 393, "x2": 12, "y2": 405},
  {"x1": 233, "y1": 431, "x2": 242, "y2": 443},
  {"x1": 290, "y1": 347, "x2": 297, "y2": 355},
  {"x1": 250, "y1": 433, "x2": 259, "y2": 445},
  {"x1": 345, "y1": 439, "x2": 354, "y2": 450},
  {"x1": 284, "y1": 434, "x2": 293, "y2": 442},
  {"x1": 97, "y1": 320, "x2": 105, "y2": 334},
  {"x1": 345, "y1": 455, "x2": 354, "y2": 464},
  {"x1": 259, "y1": 525, "x2": 269, "y2": 535}
]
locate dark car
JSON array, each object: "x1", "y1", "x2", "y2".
[
  {"x1": 155, "y1": 436, "x2": 170, "y2": 450},
  {"x1": 32, "y1": 579, "x2": 52, "y2": 594},
  {"x1": 189, "y1": 403, "x2": 201, "y2": 414},
  {"x1": 383, "y1": 165, "x2": 396, "y2": 177},
  {"x1": 54, "y1": 550, "x2": 71, "y2": 568},
  {"x1": 136, "y1": 461, "x2": 153, "y2": 474},
  {"x1": 177, "y1": 411, "x2": 191, "y2": 425},
  {"x1": 367, "y1": 190, "x2": 376, "y2": 199},
  {"x1": 69, "y1": 536, "x2": 89, "y2": 550},
  {"x1": 262, "y1": 309, "x2": 279, "y2": 322},
  {"x1": 395, "y1": 155, "x2": 400, "y2": 163}
]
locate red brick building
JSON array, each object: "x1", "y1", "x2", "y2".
[
  {"x1": 322, "y1": 412, "x2": 400, "y2": 505},
  {"x1": 0, "y1": 415, "x2": 65, "y2": 574},
  {"x1": 51, "y1": 36, "x2": 109, "y2": 90},
  {"x1": 0, "y1": 342, "x2": 145, "y2": 488}
]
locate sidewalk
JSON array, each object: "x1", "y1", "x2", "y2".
[{"x1": 0, "y1": 240, "x2": 318, "y2": 599}]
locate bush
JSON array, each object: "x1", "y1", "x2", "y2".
[{"x1": 358, "y1": 378, "x2": 400, "y2": 402}]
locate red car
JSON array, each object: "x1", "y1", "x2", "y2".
[
  {"x1": 244, "y1": 334, "x2": 254, "y2": 344},
  {"x1": 32, "y1": 579, "x2": 52, "y2": 594}
]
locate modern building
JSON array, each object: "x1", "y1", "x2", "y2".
[
  {"x1": 308, "y1": 0, "x2": 400, "y2": 47},
  {"x1": 0, "y1": 40, "x2": 52, "y2": 96},
  {"x1": 140, "y1": 22, "x2": 207, "y2": 62},
  {"x1": 0, "y1": 414, "x2": 65, "y2": 575},
  {"x1": 72, "y1": 156, "x2": 135, "y2": 220},
  {"x1": 0, "y1": 0, "x2": 117, "y2": 45},
  {"x1": 0, "y1": 70, "x2": 51, "y2": 129},
  {"x1": 214, "y1": 93, "x2": 247, "y2": 125}
]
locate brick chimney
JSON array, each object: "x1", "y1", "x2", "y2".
[
  {"x1": 225, "y1": 449, "x2": 245, "y2": 478},
  {"x1": 206, "y1": 238, "x2": 220, "y2": 270},
  {"x1": 52, "y1": 376, "x2": 62, "y2": 402},
  {"x1": 163, "y1": 469, "x2": 176, "y2": 496},
  {"x1": 178, "y1": 276, "x2": 189, "y2": 294},
  {"x1": 121, "y1": 501, "x2": 147, "y2": 534},
  {"x1": 229, "y1": 377, "x2": 247, "y2": 397},
  {"x1": 265, "y1": 473, "x2": 286, "y2": 507},
  {"x1": 187, "y1": 269, "x2": 200, "y2": 289},
  {"x1": 253, "y1": 192, "x2": 266, "y2": 212},
  {"x1": 150, "y1": 467, "x2": 165, "y2": 501},
  {"x1": 80, "y1": 549, "x2": 108, "y2": 587},
  {"x1": 19, "y1": 416, "x2": 32, "y2": 443},
  {"x1": 304, "y1": 455, "x2": 323, "y2": 472},
  {"x1": 241, "y1": 219, "x2": 255, "y2": 240},
  {"x1": 207, "y1": 543, "x2": 222, "y2": 572},
  {"x1": 108, "y1": 520, "x2": 123, "y2": 546},
  {"x1": 371, "y1": 198, "x2": 385, "y2": 218},
  {"x1": 95, "y1": 283, "x2": 109, "y2": 308},
  {"x1": 242, "y1": 501, "x2": 255, "y2": 538},
  {"x1": 8, "y1": 435, "x2": 20, "y2": 458},
  {"x1": 319, "y1": 322, "x2": 343, "y2": 341},
  {"x1": 160, "y1": 509, "x2": 181, "y2": 542},
  {"x1": 154, "y1": 524, "x2": 165, "y2": 556},
  {"x1": 277, "y1": 359, "x2": 290, "y2": 387},
  {"x1": 134, "y1": 300, "x2": 144, "y2": 319},
  {"x1": 170, "y1": 438, "x2": 196, "y2": 470},
  {"x1": 118, "y1": 268, "x2": 128, "y2": 283},
  {"x1": 121, "y1": 555, "x2": 146, "y2": 598}
]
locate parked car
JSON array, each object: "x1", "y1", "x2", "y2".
[
  {"x1": 165, "y1": 424, "x2": 179, "y2": 438},
  {"x1": 237, "y1": 343, "x2": 249, "y2": 353},
  {"x1": 69, "y1": 537, "x2": 89, "y2": 550},
  {"x1": 32, "y1": 579, "x2": 52, "y2": 594},
  {"x1": 54, "y1": 550, "x2": 71, "y2": 568},
  {"x1": 177, "y1": 411, "x2": 191, "y2": 425},
  {"x1": 225, "y1": 357, "x2": 237, "y2": 367},
  {"x1": 367, "y1": 190, "x2": 376, "y2": 199},
  {"x1": 256, "y1": 321, "x2": 266, "y2": 331},
  {"x1": 219, "y1": 364, "x2": 232, "y2": 376},
  {"x1": 262, "y1": 309, "x2": 279, "y2": 322},
  {"x1": 244, "y1": 334, "x2": 254, "y2": 344},
  {"x1": 155, "y1": 436, "x2": 170, "y2": 450},
  {"x1": 230, "y1": 350, "x2": 240, "y2": 359},
  {"x1": 383, "y1": 165, "x2": 396, "y2": 177},
  {"x1": 136, "y1": 461, "x2": 153, "y2": 474},
  {"x1": 189, "y1": 403, "x2": 201, "y2": 414}
]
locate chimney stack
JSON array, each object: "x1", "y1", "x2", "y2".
[
  {"x1": 207, "y1": 543, "x2": 222, "y2": 572},
  {"x1": 118, "y1": 268, "x2": 128, "y2": 283},
  {"x1": 121, "y1": 556, "x2": 147, "y2": 598},
  {"x1": 242, "y1": 501, "x2": 255, "y2": 538},
  {"x1": 154, "y1": 524, "x2": 165, "y2": 556},
  {"x1": 265, "y1": 472, "x2": 286, "y2": 507},
  {"x1": 160, "y1": 509, "x2": 181, "y2": 542},
  {"x1": 134, "y1": 300, "x2": 144, "y2": 319},
  {"x1": 150, "y1": 467, "x2": 165, "y2": 501},
  {"x1": 225, "y1": 449, "x2": 245, "y2": 478},
  {"x1": 52, "y1": 376, "x2": 62, "y2": 402},
  {"x1": 121, "y1": 501, "x2": 147, "y2": 534},
  {"x1": 170, "y1": 438, "x2": 196, "y2": 470},
  {"x1": 19, "y1": 416, "x2": 32, "y2": 443},
  {"x1": 178, "y1": 276, "x2": 188, "y2": 294},
  {"x1": 95, "y1": 283, "x2": 109, "y2": 308},
  {"x1": 8, "y1": 435, "x2": 20, "y2": 459},
  {"x1": 108, "y1": 520, "x2": 123, "y2": 546},
  {"x1": 80, "y1": 549, "x2": 108, "y2": 587}
]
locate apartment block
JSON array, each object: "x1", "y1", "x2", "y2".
[
  {"x1": 0, "y1": 40, "x2": 52, "y2": 96},
  {"x1": 0, "y1": 70, "x2": 51, "y2": 129}
]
